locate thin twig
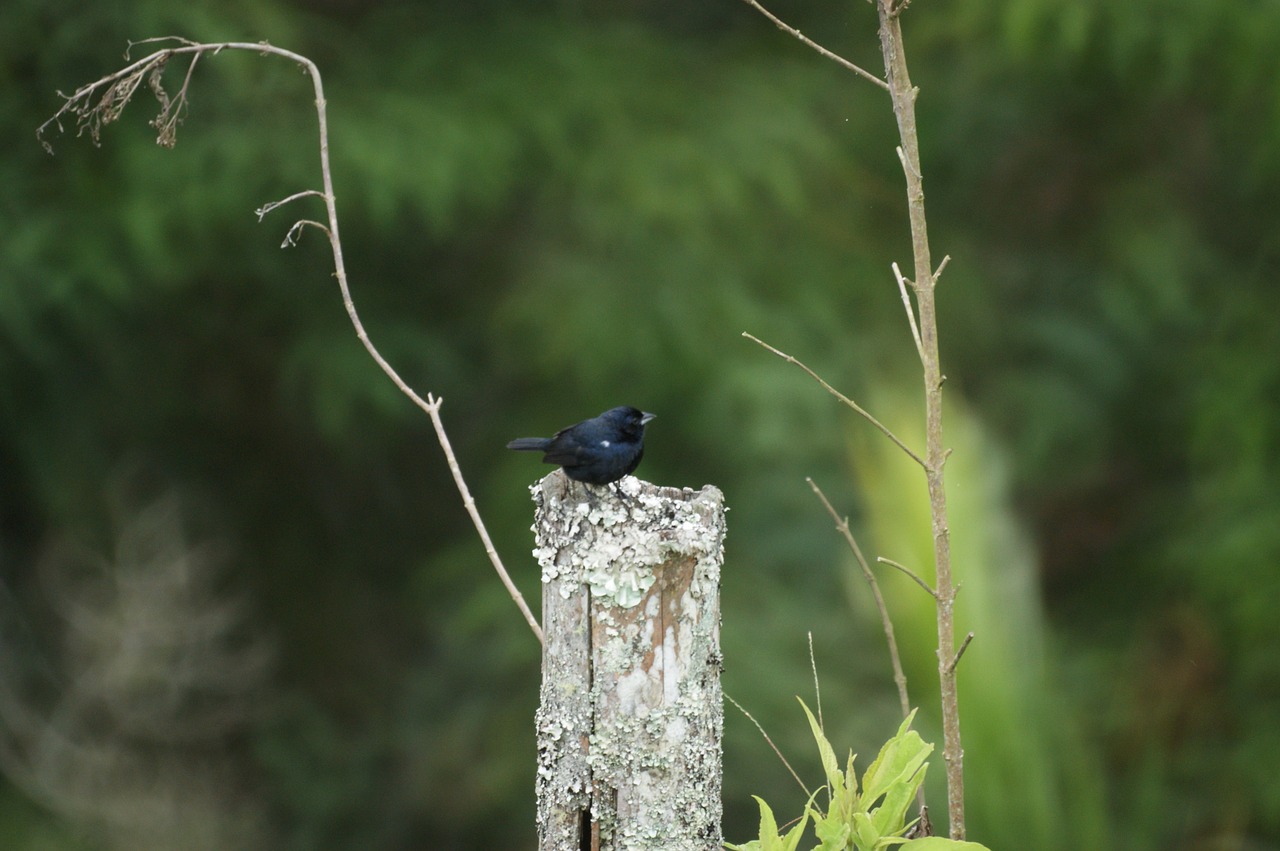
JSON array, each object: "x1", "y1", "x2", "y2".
[
  {"x1": 281, "y1": 219, "x2": 331, "y2": 246},
  {"x1": 892, "y1": 262, "x2": 925, "y2": 363},
  {"x1": 809, "y1": 477, "x2": 926, "y2": 816},
  {"x1": 725, "y1": 692, "x2": 811, "y2": 798},
  {"x1": 128, "y1": 35, "x2": 200, "y2": 54},
  {"x1": 256, "y1": 190, "x2": 327, "y2": 220},
  {"x1": 269, "y1": 44, "x2": 545, "y2": 647},
  {"x1": 742, "y1": 332, "x2": 925, "y2": 468},
  {"x1": 40, "y1": 41, "x2": 545, "y2": 647},
  {"x1": 738, "y1": 0, "x2": 890, "y2": 92},
  {"x1": 932, "y1": 254, "x2": 951, "y2": 284},
  {"x1": 807, "y1": 479, "x2": 913, "y2": 722},
  {"x1": 875, "y1": 556, "x2": 938, "y2": 599},
  {"x1": 808, "y1": 631, "x2": 823, "y2": 731},
  {"x1": 946, "y1": 631, "x2": 974, "y2": 674}
]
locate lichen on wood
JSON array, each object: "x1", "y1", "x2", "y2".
[{"x1": 532, "y1": 471, "x2": 726, "y2": 851}]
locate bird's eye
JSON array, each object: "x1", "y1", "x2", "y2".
[{"x1": 600, "y1": 440, "x2": 611, "y2": 448}]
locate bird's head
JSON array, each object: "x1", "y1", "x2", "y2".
[{"x1": 603, "y1": 406, "x2": 656, "y2": 436}]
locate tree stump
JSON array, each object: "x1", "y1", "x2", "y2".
[{"x1": 531, "y1": 470, "x2": 726, "y2": 851}]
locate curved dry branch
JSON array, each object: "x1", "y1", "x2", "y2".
[
  {"x1": 742, "y1": 332, "x2": 925, "y2": 468},
  {"x1": 807, "y1": 479, "x2": 915, "y2": 720},
  {"x1": 737, "y1": 0, "x2": 889, "y2": 91},
  {"x1": 39, "y1": 40, "x2": 544, "y2": 647}
]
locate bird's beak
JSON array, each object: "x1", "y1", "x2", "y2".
[{"x1": 640, "y1": 412, "x2": 657, "y2": 425}]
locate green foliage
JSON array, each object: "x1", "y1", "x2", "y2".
[
  {"x1": 728, "y1": 703, "x2": 991, "y2": 851},
  {"x1": 847, "y1": 393, "x2": 1109, "y2": 849},
  {"x1": 804, "y1": 704, "x2": 929, "y2": 851},
  {"x1": 899, "y1": 841, "x2": 991, "y2": 851},
  {"x1": 726, "y1": 794, "x2": 816, "y2": 851}
]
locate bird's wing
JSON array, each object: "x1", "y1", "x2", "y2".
[
  {"x1": 539, "y1": 423, "x2": 596, "y2": 468},
  {"x1": 540, "y1": 443, "x2": 589, "y2": 468}
]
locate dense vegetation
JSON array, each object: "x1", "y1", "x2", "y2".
[{"x1": 3, "y1": 0, "x2": 1279, "y2": 848}]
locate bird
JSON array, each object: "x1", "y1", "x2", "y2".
[{"x1": 507, "y1": 406, "x2": 656, "y2": 485}]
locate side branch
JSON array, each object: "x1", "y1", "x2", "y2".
[
  {"x1": 807, "y1": 479, "x2": 913, "y2": 723},
  {"x1": 932, "y1": 254, "x2": 951, "y2": 284},
  {"x1": 892, "y1": 262, "x2": 925, "y2": 363},
  {"x1": 263, "y1": 45, "x2": 547, "y2": 647},
  {"x1": 743, "y1": 332, "x2": 925, "y2": 468},
  {"x1": 947, "y1": 631, "x2": 974, "y2": 674},
  {"x1": 725, "y1": 693, "x2": 810, "y2": 797},
  {"x1": 281, "y1": 219, "x2": 331, "y2": 247},
  {"x1": 875, "y1": 556, "x2": 938, "y2": 599},
  {"x1": 256, "y1": 190, "x2": 327, "y2": 220},
  {"x1": 737, "y1": 0, "x2": 890, "y2": 91}
]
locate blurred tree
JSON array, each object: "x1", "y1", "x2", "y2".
[
  {"x1": 0, "y1": 487, "x2": 271, "y2": 850},
  {"x1": 2, "y1": 0, "x2": 1279, "y2": 848}
]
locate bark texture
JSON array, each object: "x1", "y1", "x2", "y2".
[{"x1": 532, "y1": 471, "x2": 726, "y2": 851}]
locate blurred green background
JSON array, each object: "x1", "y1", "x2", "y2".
[{"x1": 3, "y1": 0, "x2": 1279, "y2": 848}]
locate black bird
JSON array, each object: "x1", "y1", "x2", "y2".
[{"x1": 507, "y1": 406, "x2": 656, "y2": 485}]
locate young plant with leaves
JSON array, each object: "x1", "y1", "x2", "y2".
[{"x1": 728, "y1": 703, "x2": 989, "y2": 851}]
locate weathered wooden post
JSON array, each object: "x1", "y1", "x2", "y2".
[{"x1": 531, "y1": 470, "x2": 726, "y2": 851}]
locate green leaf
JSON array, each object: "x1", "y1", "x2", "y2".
[
  {"x1": 751, "y1": 795, "x2": 783, "y2": 851},
  {"x1": 898, "y1": 839, "x2": 993, "y2": 851},
  {"x1": 871, "y1": 762, "x2": 928, "y2": 839},
  {"x1": 798, "y1": 698, "x2": 849, "y2": 805},
  {"x1": 724, "y1": 794, "x2": 813, "y2": 851},
  {"x1": 851, "y1": 811, "x2": 881, "y2": 851},
  {"x1": 811, "y1": 814, "x2": 852, "y2": 850},
  {"x1": 861, "y1": 710, "x2": 932, "y2": 809}
]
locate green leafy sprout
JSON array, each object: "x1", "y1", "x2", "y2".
[{"x1": 727, "y1": 701, "x2": 992, "y2": 851}]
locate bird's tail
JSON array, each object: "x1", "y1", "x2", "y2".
[{"x1": 506, "y1": 438, "x2": 551, "y2": 452}]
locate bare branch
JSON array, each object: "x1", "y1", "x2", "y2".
[
  {"x1": 875, "y1": 556, "x2": 938, "y2": 599},
  {"x1": 738, "y1": 0, "x2": 890, "y2": 91},
  {"x1": 126, "y1": 36, "x2": 200, "y2": 55},
  {"x1": 947, "y1": 632, "x2": 975, "y2": 674},
  {"x1": 39, "y1": 41, "x2": 544, "y2": 647},
  {"x1": 932, "y1": 254, "x2": 951, "y2": 284},
  {"x1": 725, "y1": 692, "x2": 810, "y2": 798},
  {"x1": 807, "y1": 479, "x2": 914, "y2": 724},
  {"x1": 147, "y1": 47, "x2": 199, "y2": 148},
  {"x1": 876, "y1": 0, "x2": 967, "y2": 831},
  {"x1": 427, "y1": 393, "x2": 543, "y2": 645},
  {"x1": 743, "y1": 332, "x2": 925, "y2": 468},
  {"x1": 892, "y1": 262, "x2": 925, "y2": 363},
  {"x1": 281, "y1": 219, "x2": 331, "y2": 247},
  {"x1": 277, "y1": 46, "x2": 544, "y2": 646},
  {"x1": 256, "y1": 190, "x2": 327, "y2": 220},
  {"x1": 38, "y1": 46, "x2": 178, "y2": 152}
]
